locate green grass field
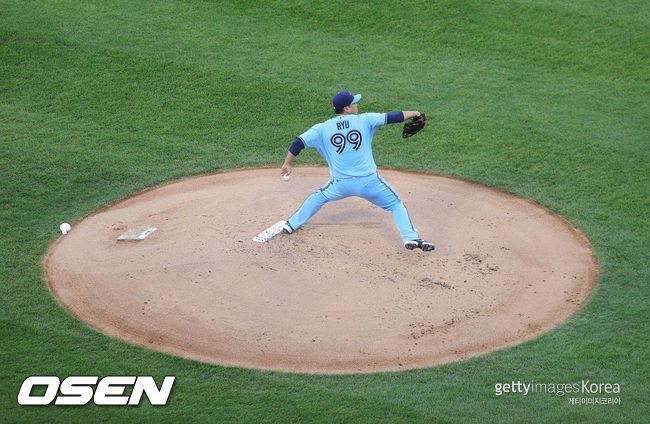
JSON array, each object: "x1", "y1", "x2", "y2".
[{"x1": 1, "y1": 0, "x2": 648, "y2": 422}]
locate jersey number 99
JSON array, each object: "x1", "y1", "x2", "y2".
[{"x1": 330, "y1": 130, "x2": 362, "y2": 154}]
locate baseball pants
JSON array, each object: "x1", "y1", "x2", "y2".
[{"x1": 287, "y1": 172, "x2": 420, "y2": 242}]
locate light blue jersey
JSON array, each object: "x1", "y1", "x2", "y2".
[{"x1": 298, "y1": 113, "x2": 388, "y2": 178}]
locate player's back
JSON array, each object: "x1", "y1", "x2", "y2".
[{"x1": 304, "y1": 113, "x2": 386, "y2": 178}]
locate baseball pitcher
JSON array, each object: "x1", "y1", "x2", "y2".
[{"x1": 280, "y1": 90, "x2": 434, "y2": 251}]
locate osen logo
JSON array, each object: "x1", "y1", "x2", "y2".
[{"x1": 18, "y1": 376, "x2": 175, "y2": 406}]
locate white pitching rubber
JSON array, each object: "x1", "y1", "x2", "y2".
[{"x1": 252, "y1": 221, "x2": 286, "y2": 243}]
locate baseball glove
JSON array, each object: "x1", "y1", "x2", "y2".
[{"x1": 402, "y1": 113, "x2": 426, "y2": 138}]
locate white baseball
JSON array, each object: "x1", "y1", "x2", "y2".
[
  {"x1": 283, "y1": 173, "x2": 291, "y2": 182},
  {"x1": 60, "y1": 223, "x2": 71, "y2": 235}
]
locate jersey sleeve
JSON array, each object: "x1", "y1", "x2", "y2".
[
  {"x1": 298, "y1": 125, "x2": 320, "y2": 149},
  {"x1": 364, "y1": 112, "x2": 388, "y2": 130}
]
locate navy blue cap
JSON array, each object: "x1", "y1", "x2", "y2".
[{"x1": 333, "y1": 91, "x2": 362, "y2": 112}]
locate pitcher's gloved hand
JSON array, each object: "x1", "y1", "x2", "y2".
[{"x1": 402, "y1": 113, "x2": 426, "y2": 138}]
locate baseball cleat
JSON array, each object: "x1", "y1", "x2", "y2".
[
  {"x1": 282, "y1": 221, "x2": 294, "y2": 234},
  {"x1": 419, "y1": 240, "x2": 435, "y2": 251},
  {"x1": 404, "y1": 239, "x2": 435, "y2": 251}
]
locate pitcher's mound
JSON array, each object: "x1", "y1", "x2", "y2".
[{"x1": 45, "y1": 166, "x2": 597, "y2": 374}]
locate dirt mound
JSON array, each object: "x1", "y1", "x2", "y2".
[{"x1": 45, "y1": 166, "x2": 597, "y2": 373}]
